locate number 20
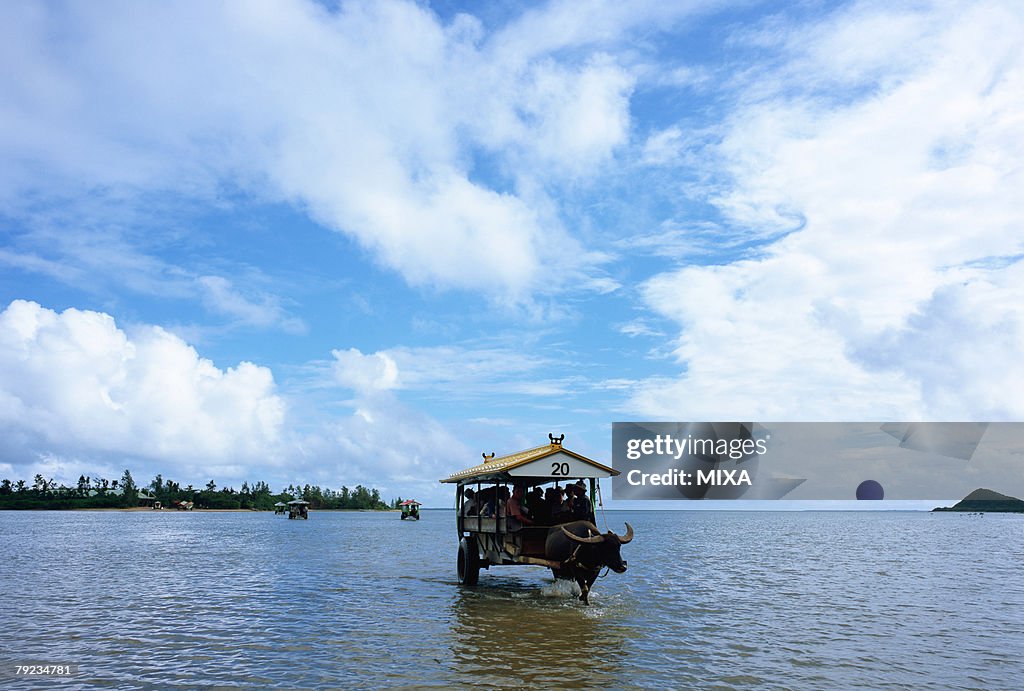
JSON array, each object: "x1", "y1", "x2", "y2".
[{"x1": 551, "y1": 462, "x2": 569, "y2": 475}]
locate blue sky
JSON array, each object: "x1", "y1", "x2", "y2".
[{"x1": 1, "y1": 0, "x2": 1022, "y2": 507}]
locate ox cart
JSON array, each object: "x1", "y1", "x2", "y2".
[
  {"x1": 440, "y1": 435, "x2": 633, "y2": 604},
  {"x1": 287, "y1": 499, "x2": 309, "y2": 519},
  {"x1": 400, "y1": 500, "x2": 421, "y2": 520}
]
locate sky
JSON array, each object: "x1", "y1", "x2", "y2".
[{"x1": 1, "y1": 0, "x2": 1022, "y2": 508}]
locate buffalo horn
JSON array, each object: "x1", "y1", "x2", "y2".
[
  {"x1": 561, "y1": 526, "x2": 604, "y2": 544},
  {"x1": 616, "y1": 523, "x2": 634, "y2": 544}
]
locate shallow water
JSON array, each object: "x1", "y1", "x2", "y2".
[{"x1": 1, "y1": 509, "x2": 1021, "y2": 688}]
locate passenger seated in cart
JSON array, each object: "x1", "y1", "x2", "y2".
[
  {"x1": 506, "y1": 484, "x2": 533, "y2": 526},
  {"x1": 461, "y1": 488, "x2": 479, "y2": 516},
  {"x1": 473, "y1": 486, "x2": 491, "y2": 515},
  {"x1": 552, "y1": 487, "x2": 577, "y2": 524},
  {"x1": 544, "y1": 486, "x2": 562, "y2": 516},
  {"x1": 526, "y1": 486, "x2": 549, "y2": 525},
  {"x1": 481, "y1": 486, "x2": 509, "y2": 517},
  {"x1": 570, "y1": 481, "x2": 595, "y2": 523}
]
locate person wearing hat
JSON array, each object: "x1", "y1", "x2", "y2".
[
  {"x1": 558, "y1": 484, "x2": 576, "y2": 519},
  {"x1": 570, "y1": 481, "x2": 595, "y2": 523}
]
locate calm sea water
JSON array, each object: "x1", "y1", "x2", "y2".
[{"x1": 1, "y1": 509, "x2": 1021, "y2": 689}]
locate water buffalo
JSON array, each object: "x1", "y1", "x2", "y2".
[{"x1": 545, "y1": 520, "x2": 633, "y2": 604}]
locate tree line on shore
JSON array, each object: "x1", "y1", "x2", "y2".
[{"x1": 0, "y1": 470, "x2": 397, "y2": 511}]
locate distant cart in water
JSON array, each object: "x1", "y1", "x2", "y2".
[
  {"x1": 440, "y1": 434, "x2": 634, "y2": 604},
  {"x1": 273, "y1": 501, "x2": 287, "y2": 515},
  {"x1": 287, "y1": 499, "x2": 310, "y2": 519},
  {"x1": 399, "y1": 500, "x2": 421, "y2": 520}
]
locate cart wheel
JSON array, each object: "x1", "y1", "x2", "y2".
[{"x1": 458, "y1": 537, "x2": 480, "y2": 585}]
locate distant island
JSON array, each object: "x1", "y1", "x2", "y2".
[
  {"x1": 933, "y1": 488, "x2": 1024, "y2": 513},
  {"x1": 0, "y1": 469, "x2": 400, "y2": 511}
]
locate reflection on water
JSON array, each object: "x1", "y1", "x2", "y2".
[
  {"x1": 1, "y1": 510, "x2": 1022, "y2": 688},
  {"x1": 447, "y1": 576, "x2": 637, "y2": 688}
]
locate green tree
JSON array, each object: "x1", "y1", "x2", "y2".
[{"x1": 120, "y1": 469, "x2": 137, "y2": 507}]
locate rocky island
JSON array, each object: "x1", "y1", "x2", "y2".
[{"x1": 933, "y1": 488, "x2": 1024, "y2": 513}]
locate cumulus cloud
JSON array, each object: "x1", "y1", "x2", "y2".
[
  {"x1": 331, "y1": 348, "x2": 401, "y2": 394},
  {"x1": 293, "y1": 393, "x2": 470, "y2": 506},
  {"x1": 0, "y1": 299, "x2": 484, "y2": 498},
  {"x1": 0, "y1": 300, "x2": 286, "y2": 474},
  {"x1": 321, "y1": 345, "x2": 496, "y2": 505},
  {"x1": 630, "y1": 0, "x2": 1024, "y2": 420}
]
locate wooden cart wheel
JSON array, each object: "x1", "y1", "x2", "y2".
[{"x1": 457, "y1": 536, "x2": 480, "y2": 585}]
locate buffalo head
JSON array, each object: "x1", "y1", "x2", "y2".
[{"x1": 560, "y1": 521, "x2": 633, "y2": 573}]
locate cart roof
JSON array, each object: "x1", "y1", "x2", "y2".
[
  {"x1": 399, "y1": 500, "x2": 421, "y2": 505},
  {"x1": 439, "y1": 437, "x2": 618, "y2": 484}
]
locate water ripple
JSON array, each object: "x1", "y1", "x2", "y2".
[{"x1": 1, "y1": 510, "x2": 1022, "y2": 688}]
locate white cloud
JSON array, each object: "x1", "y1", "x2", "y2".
[
  {"x1": 329, "y1": 344, "x2": 567, "y2": 398},
  {"x1": 506, "y1": 55, "x2": 635, "y2": 177},
  {"x1": 0, "y1": 300, "x2": 287, "y2": 472},
  {"x1": 197, "y1": 275, "x2": 306, "y2": 334},
  {"x1": 331, "y1": 347, "x2": 401, "y2": 393},
  {"x1": 302, "y1": 393, "x2": 470, "y2": 505},
  {"x1": 617, "y1": 319, "x2": 663, "y2": 339},
  {"x1": 853, "y1": 266, "x2": 1024, "y2": 419},
  {"x1": 0, "y1": 300, "x2": 483, "y2": 499},
  {"x1": 641, "y1": 126, "x2": 684, "y2": 165},
  {"x1": 0, "y1": 0, "x2": 666, "y2": 299},
  {"x1": 631, "y1": 0, "x2": 1024, "y2": 420}
]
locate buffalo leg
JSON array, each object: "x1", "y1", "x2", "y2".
[
  {"x1": 574, "y1": 570, "x2": 596, "y2": 604},
  {"x1": 584, "y1": 573, "x2": 599, "y2": 603},
  {"x1": 576, "y1": 575, "x2": 589, "y2": 604}
]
